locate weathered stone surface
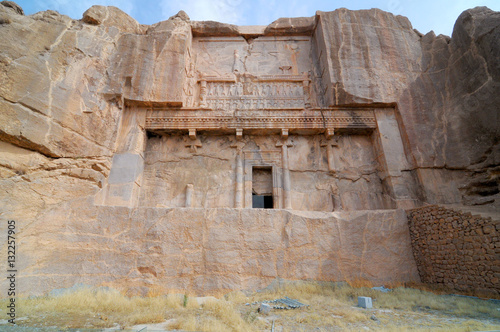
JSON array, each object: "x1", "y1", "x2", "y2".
[
  {"x1": 263, "y1": 16, "x2": 315, "y2": 36},
  {"x1": 0, "y1": 4, "x2": 498, "y2": 296},
  {"x1": 106, "y1": 18, "x2": 191, "y2": 104},
  {"x1": 315, "y1": 7, "x2": 499, "y2": 209},
  {"x1": 82, "y1": 5, "x2": 143, "y2": 34},
  {"x1": 408, "y1": 205, "x2": 500, "y2": 296},
  {"x1": 191, "y1": 20, "x2": 240, "y2": 37},
  {"x1": 1, "y1": 1, "x2": 23, "y2": 15},
  {"x1": 399, "y1": 7, "x2": 500, "y2": 207},
  {"x1": 170, "y1": 10, "x2": 190, "y2": 22},
  {"x1": 315, "y1": 8, "x2": 421, "y2": 106},
  {"x1": 0, "y1": 4, "x2": 121, "y2": 158},
  {"x1": 1, "y1": 207, "x2": 419, "y2": 295}
]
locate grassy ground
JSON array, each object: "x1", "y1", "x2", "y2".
[{"x1": 1, "y1": 281, "x2": 499, "y2": 331}]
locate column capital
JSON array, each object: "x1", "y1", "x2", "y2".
[
  {"x1": 276, "y1": 138, "x2": 293, "y2": 148},
  {"x1": 188, "y1": 128, "x2": 197, "y2": 140},
  {"x1": 185, "y1": 136, "x2": 202, "y2": 152},
  {"x1": 320, "y1": 136, "x2": 339, "y2": 148},
  {"x1": 230, "y1": 140, "x2": 245, "y2": 152},
  {"x1": 324, "y1": 128, "x2": 334, "y2": 139},
  {"x1": 236, "y1": 128, "x2": 243, "y2": 140}
]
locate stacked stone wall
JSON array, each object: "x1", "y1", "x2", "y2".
[{"x1": 407, "y1": 205, "x2": 500, "y2": 295}]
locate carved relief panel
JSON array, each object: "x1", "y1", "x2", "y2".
[
  {"x1": 183, "y1": 46, "x2": 198, "y2": 108},
  {"x1": 203, "y1": 79, "x2": 307, "y2": 110},
  {"x1": 191, "y1": 36, "x2": 314, "y2": 110}
]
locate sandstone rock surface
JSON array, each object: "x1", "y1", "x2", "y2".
[
  {"x1": 82, "y1": 5, "x2": 143, "y2": 34},
  {"x1": 0, "y1": 2, "x2": 498, "y2": 296},
  {"x1": 8, "y1": 207, "x2": 418, "y2": 295},
  {"x1": 1, "y1": 1, "x2": 23, "y2": 15}
]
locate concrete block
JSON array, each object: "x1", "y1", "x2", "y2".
[{"x1": 358, "y1": 296, "x2": 372, "y2": 309}]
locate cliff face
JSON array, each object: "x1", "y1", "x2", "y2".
[
  {"x1": 315, "y1": 8, "x2": 422, "y2": 106},
  {"x1": 315, "y1": 7, "x2": 500, "y2": 206},
  {"x1": 401, "y1": 7, "x2": 500, "y2": 206},
  {"x1": 0, "y1": 4, "x2": 192, "y2": 219},
  {"x1": 0, "y1": 2, "x2": 498, "y2": 295},
  {"x1": 0, "y1": 5, "x2": 191, "y2": 159}
]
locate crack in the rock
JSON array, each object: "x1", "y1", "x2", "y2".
[{"x1": 0, "y1": 95, "x2": 114, "y2": 156}]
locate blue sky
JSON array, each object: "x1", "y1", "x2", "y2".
[{"x1": 12, "y1": 0, "x2": 500, "y2": 36}]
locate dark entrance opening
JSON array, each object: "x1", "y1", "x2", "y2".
[
  {"x1": 252, "y1": 194, "x2": 273, "y2": 209},
  {"x1": 252, "y1": 166, "x2": 273, "y2": 209}
]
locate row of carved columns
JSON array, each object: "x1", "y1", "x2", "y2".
[{"x1": 99, "y1": 106, "x2": 416, "y2": 210}]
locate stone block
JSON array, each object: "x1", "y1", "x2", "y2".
[
  {"x1": 259, "y1": 303, "x2": 271, "y2": 314},
  {"x1": 358, "y1": 296, "x2": 373, "y2": 309}
]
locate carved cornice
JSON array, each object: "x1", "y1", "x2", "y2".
[{"x1": 145, "y1": 110, "x2": 376, "y2": 131}]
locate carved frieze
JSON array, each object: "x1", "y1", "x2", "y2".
[
  {"x1": 145, "y1": 109, "x2": 377, "y2": 131},
  {"x1": 204, "y1": 81, "x2": 305, "y2": 109},
  {"x1": 197, "y1": 72, "x2": 311, "y2": 110}
]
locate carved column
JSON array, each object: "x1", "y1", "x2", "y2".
[
  {"x1": 321, "y1": 134, "x2": 342, "y2": 211},
  {"x1": 231, "y1": 140, "x2": 245, "y2": 208},
  {"x1": 303, "y1": 79, "x2": 311, "y2": 108},
  {"x1": 185, "y1": 184, "x2": 193, "y2": 207},
  {"x1": 235, "y1": 152, "x2": 244, "y2": 208},
  {"x1": 185, "y1": 135, "x2": 202, "y2": 153},
  {"x1": 277, "y1": 138, "x2": 293, "y2": 209},
  {"x1": 199, "y1": 79, "x2": 207, "y2": 107},
  {"x1": 320, "y1": 135, "x2": 339, "y2": 173}
]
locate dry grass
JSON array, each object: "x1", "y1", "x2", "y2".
[
  {"x1": 14, "y1": 287, "x2": 178, "y2": 328},
  {"x1": 2, "y1": 287, "x2": 257, "y2": 331},
  {"x1": 1, "y1": 281, "x2": 499, "y2": 331}
]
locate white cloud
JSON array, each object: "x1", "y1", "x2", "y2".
[
  {"x1": 23, "y1": 0, "x2": 500, "y2": 32},
  {"x1": 160, "y1": 0, "x2": 246, "y2": 24},
  {"x1": 159, "y1": 0, "x2": 313, "y2": 26},
  {"x1": 392, "y1": 0, "x2": 500, "y2": 36},
  {"x1": 252, "y1": 0, "x2": 314, "y2": 26}
]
